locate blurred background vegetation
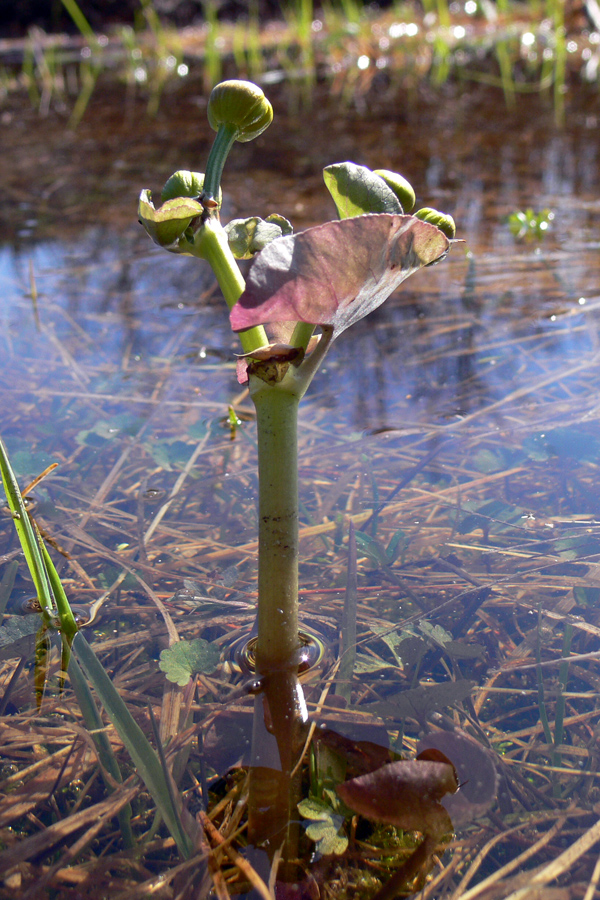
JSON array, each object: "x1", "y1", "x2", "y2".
[{"x1": 0, "y1": 0, "x2": 598, "y2": 128}]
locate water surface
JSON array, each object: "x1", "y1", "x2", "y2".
[{"x1": 2, "y1": 80, "x2": 600, "y2": 896}]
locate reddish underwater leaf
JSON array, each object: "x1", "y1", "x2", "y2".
[
  {"x1": 229, "y1": 214, "x2": 449, "y2": 339},
  {"x1": 417, "y1": 730, "x2": 499, "y2": 826},
  {"x1": 337, "y1": 757, "x2": 458, "y2": 837}
]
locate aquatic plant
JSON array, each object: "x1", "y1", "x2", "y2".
[
  {"x1": 0, "y1": 73, "x2": 456, "y2": 895},
  {"x1": 508, "y1": 206, "x2": 555, "y2": 240},
  {"x1": 138, "y1": 77, "x2": 454, "y2": 872},
  {"x1": 138, "y1": 79, "x2": 452, "y2": 676}
]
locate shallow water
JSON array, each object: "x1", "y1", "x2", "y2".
[{"x1": 2, "y1": 80, "x2": 600, "y2": 896}]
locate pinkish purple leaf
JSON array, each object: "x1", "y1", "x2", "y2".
[
  {"x1": 229, "y1": 214, "x2": 449, "y2": 339},
  {"x1": 337, "y1": 757, "x2": 458, "y2": 837},
  {"x1": 417, "y1": 730, "x2": 499, "y2": 826}
]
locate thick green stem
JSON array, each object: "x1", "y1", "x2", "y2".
[
  {"x1": 251, "y1": 380, "x2": 300, "y2": 671},
  {"x1": 289, "y1": 320, "x2": 315, "y2": 353},
  {"x1": 194, "y1": 216, "x2": 268, "y2": 353},
  {"x1": 247, "y1": 377, "x2": 304, "y2": 870}
]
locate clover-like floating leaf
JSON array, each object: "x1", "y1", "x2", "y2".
[
  {"x1": 138, "y1": 190, "x2": 203, "y2": 252},
  {"x1": 337, "y1": 757, "x2": 458, "y2": 837},
  {"x1": 324, "y1": 162, "x2": 404, "y2": 218},
  {"x1": 159, "y1": 638, "x2": 220, "y2": 686},
  {"x1": 230, "y1": 214, "x2": 449, "y2": 339},
  {"x1": 298, "y1": 797, "x2": 348, "y2": 856}
]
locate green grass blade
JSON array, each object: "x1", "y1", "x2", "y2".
[
  {"x1": 71, "y1": 631, "x2": 195, "y2": 859},
  {"x1": 60, "y1": 0, "x2": 96, "y2": 42},
  {"x1": 0, "y1": 438, "x2": 54, "y2": 617},
  {"x1": 40, "y1": 538, "x2": 78, "y2": 641},
  {"x1": 68, "y1": 654, "x2": 135, "y2": 848}
]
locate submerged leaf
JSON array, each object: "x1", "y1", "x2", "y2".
[
  {"x1": 298, "y1": 797, "x2": 348, "y2": 856},
  {"x1": 305, "y1": 819, "x2": 348, "y2": 856},
  {"x1": 230, "y1": 214, "x2": 449, "y2": 338},
  {"x1": 364, "y1": 679, "x2": 475, "y2": 720},
  {"x1": 417, "y1": 730, "x2": 498, "y2": 826},
  {"x1": 337, "y1": 758, "x2": 458, "y2": 837},
  {"x1": 159, "y1": 638, "x2": 220, "y2": 686},
  {"x1": 0, "y1": 616, "x2": 39, "y2": 661}
]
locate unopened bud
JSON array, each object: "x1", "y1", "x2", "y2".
[
  {"x1": 373, "y1": 169, "x2": 416, "y2": 213},
  {"x1": 414, "y1": 207, "x2": 456, "y2": 239},
  {"x1": 207, "y1": 80, "x2": 273, "y2": 143}
]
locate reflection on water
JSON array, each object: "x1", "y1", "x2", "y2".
[{"x1": 2, "y1": 82, "x2": 600, "y2": 895}]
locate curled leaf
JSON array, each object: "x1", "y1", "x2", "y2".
[
  {"x1": 230, "y1": 214, "x2": 449, "y2": 339},
  {"x1": 138, "y1": 190, "x2": 203, "y2": 253},
  {"x1": 225, "y1": 216, "x2": 287, "y2": 259},
  {"x1": 265, "y1": 213, "x2": 293, "y2": 235},
  {"x1": 337, "y1": 758, "x2": 458, "y2": 837},
  {"x1": 324, "y1": 162, "x2": 404, "y2": 218}
]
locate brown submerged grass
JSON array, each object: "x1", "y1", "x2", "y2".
[{"x1": 2, "y1": 233, "x2": 600, "y2": 898}]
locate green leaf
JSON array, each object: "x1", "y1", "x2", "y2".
[
  {"x1": 443, "y1": 641, "x2": 485, "y2": 660},
  {"x1": 355, "y1": 531, "x2": 389, "y2": 567},
  {"x1": 354, "y1": 652, "x2": 396, "y2": 673},
  {"x1": 265, "y1": 213, "x2": 293, "y2": 235},
  {"x1": 298, "y1": 797, "x2": 348, "y2": 856},
  {"x1": 573, "y1": 587, "x2": 600, "y2": 608},
  {"x1": 386, "y1": 528, "x2": 408, "y2": 564},
  {"x1": 225, "y1": 216, "x2": 285, "y2": 259},
  {"x1": 396, "y1": 636, "x2": 428, "y2": 668},
  {"x1": 9, "y1": 450, "x2": 56, "y2": 479},
  {"x1": 418, "y1": 621, "x2": 453, "y2": 647},
  {"x1": 0, "y1": 615, "x2": 40, "y2": 648},
  {"x1": 0, "y1": 438, "x2": 55, "y2": 619},
  {"x1": 0, "y1": 616, "x2": 39, "y2": 661},
  {"x1": 159, "y1": 638, "x2": 220, "y2": 686},
  {"x1": 323, "y1": 162, "x2": 403, "y2": 218},
  {"x1": 523, "y1": 427, "x2": 600, "y2": 463},
  {"x1": 161, "y1": 170, "x2": 205, "y2": 202},
  {"x1": 371, "y1": 626, "x2": 406, "y2": 666},
  {"x1": 138, "y1": 190, "x2": 203, "y2": 252},
  {"x1": 298, "y1": 797, "x2": 334, "y2": 820},
  {"x1": 305, "y1": 819, "x2": 348, "y2": 856},
  {"x1": 365, "y1": 679, "x2": 475, "y2": 720}
]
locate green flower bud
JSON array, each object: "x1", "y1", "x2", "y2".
[
  {"x1": 373, "y1": 169, "x2": 416, "y2": 213},
  {"x1": 161, "y1": 170, "x2": 205, "y2": 202},
  {"x1": 161, "y1": 170, "x2": 222, "y2": 208},
  {"x1": 207, "y1": 80, "x2": 273, "y2": 143},
  {"x1": 414, "y1": 207, "x2": 456, "y2": 239}
]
